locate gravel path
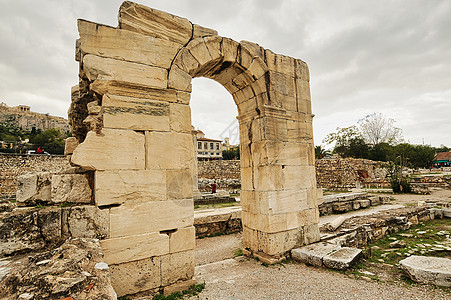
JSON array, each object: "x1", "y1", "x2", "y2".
[
  {"x1": 195, "y1": 232, "x2": 242, "y2": 266},
  {"x1": 191, "y1": 257, "x2": 450, "y2": 300}
]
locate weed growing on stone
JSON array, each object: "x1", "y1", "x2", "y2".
[
  {"x1": 152, "y1": 283, "x2": 205, "y2": 300},
  {"x1": 233, "y1": 248, "x2": 243, "y2": 257}
]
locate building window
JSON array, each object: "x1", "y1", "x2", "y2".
[
  {"x1": 204, "y1": 142, "x2": 207, "y2": 149},
  {"x1": 210, "y1": 143, "x2": 214, "y2": 149},
  {"x1": 216, "y1": 143, "x2": 219, "y2": 150},
  {"x1": 198, "y1": 142, "x2": 202, "y2": 149}
]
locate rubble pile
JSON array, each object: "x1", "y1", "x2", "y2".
[
  {"x1": 198, "y1": 160, "x2": 240, "y2": 180},
  {"x1": 0, "y1": 238, "x2": 116, "y2": 300}
]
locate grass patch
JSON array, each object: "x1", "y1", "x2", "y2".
[
  {"x1": 233, "y1": 248, "x2": 243, "y2": 257},
  {"x1": 153, "y1": 283, "x2": 205, "y2": 300},
  {"x1": 364, "y1": 218, "x2": 451, "y2": 266}
]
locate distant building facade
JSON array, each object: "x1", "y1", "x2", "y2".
[
  {"x1": 195, "y1": 130, "x2": 223, "y2": 161},
  {"x1": 433, "y1": 152, "x2": 451, "y2": 168},
  {"x1": 0, "y1": 102, "x2": 69, "y2": 132}
]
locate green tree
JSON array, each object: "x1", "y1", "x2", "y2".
[
  {"x1": 29, "y1": 128, "x2": 66, "y2": 154},
  {"x1": 222, "y1": 147, "x2": 240, "y2": 160},
  {"x1": 315, "y1": 145, "x2": 331, "y2": 159}
]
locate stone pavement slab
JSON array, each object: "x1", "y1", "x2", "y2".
[{"x1": 400, "y1": 255, "x2": 451, "y2": 287}]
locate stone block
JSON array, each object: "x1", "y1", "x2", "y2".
[
  {"x1": 83, "y1": 54, "x2": 168, "y2": 89},
  {"x1": 110, "y1": 256, "x2": 161, "y2": 297},
  {"x1": 109, "y1": 199, "x2": 194, "y2": 238},
  {"x1": 400, "y1": 255, "x2": 451, "y2": 287},
  {"x1": 100, "y1": 232, "x2": 169, "y2": 265},
  {"x1": 167, "y1": 169, "x2": 194, "y2": 200},
  {"x1": 169, "y1": 226, "x2": 195, "y2": 253},
  {"x1": 146, "y1": 131, "x2": 194, "y2": 170},
  {"x1": 102, "y1": 94, "x2": 170, "y2": 131},
  {"x1": 62, "y1": 206, "x2": 109, "y2": 239},
  {"x1": 352, "y1": 200, "x2": 361, "y2": 210},
  {"x1": 71, "y1": 128, "x2": 145, "y2": 170},
  {"x1": 169, "y1": 103, "x2": 192, "y2": 133},
  {"x1": 303, "y1": 223, "x2": 321, "y2": 245},
  {"x1": 295, "y1": 59, "x2": 310, "y2": 81},
  {"x1": 291, "y1": 242, "x2": 338, "y2": 267},
  {"x1": 243, "y1": 226, "x2": 302, "y2": 256},
  {"x1": 16, "y1": 172, "x2": 52, "y2": 206},
  {"x1": 193, "y1": 24, "x2": 217, "y2": 38},
  {"x1": 64, "y1": 137, "x2": 79, "y2": 155},
  {"x1": 358, "y1": 199, "x2": 371, "y2": 208},
  {"x1": 222, "y1": 38, "x2": 239, "y2": 63},
  {"x1": 322, "y1": 247, "x2": 362, "y2": 270},
  {"x1": 119, "y1": 1, "x2": 193, "y2": 45},
  {"x1": 51, "y1": 174, "x2": 92, "y2": 204},
  {"x1": 332, "y1": 201, "x2": 353, "y2": 213},
  {"x1": 168, "y1": 65, "x2": 192, "y2": 92},
  {"x1": 95, "y1": 170, "x2": 166, "y2": 206},
  {"x1": 187, "y1": 39, "x2": 212, "y2": 68},
  {"x1": 265, "y1": 49, "x2": 295, "y2": 76},
  {"x1": 78, "y1": 19, "x2": 181, "y2": 68},
  {"x1": 369, "y1": 196, "x2": 381, "y2": 206},
  {"x1": 161, "y1": 250, "x2": 194, "y2": 286},
  {"x1": 242, "y1": 211, "x2": 300, "y2": 233}
]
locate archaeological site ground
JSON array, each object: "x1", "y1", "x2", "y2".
[{"x1": 0, "y1": 2, "x2": 450, "y2": 300}]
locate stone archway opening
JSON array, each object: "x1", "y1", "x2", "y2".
[{"x1": 69, "y1": 1, "x2": 319, "y2": 297}]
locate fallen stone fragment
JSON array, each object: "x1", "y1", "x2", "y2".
[
  {"x1": 400, "y1": 255, "x2": 451, "y2": 287},
  {"x1": 326, "y1": 216, "x2": 346, "y2": 231},
  {"x1": 322, "y1": 247, "x2": 362, "y2": 270},
  {"x1": 292, "y1": 243, "x2": 338, "y2": 267}
]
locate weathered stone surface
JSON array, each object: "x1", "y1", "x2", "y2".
[
  {"x1": 83, "y1": 54, "x2": 168, "y2": 89},
  {"x1": 322, "y1": 247, "x2": 362, "y2": 270},
  {"x1": 110, "y1": 256, "x2": 161, "y2": 297},
  {"x1": 16, "y1": 172, "x2": 52, "y2": 206},
  {"x1": 51, "y1": 174, "x2": 92, "y2": 204},
  {"x1": 193, "y1": 24, "x2": 217, "y2": 38},
  {"x1": 292, "y1": 243, "x2": 338, "y2": 267},
  {"x1": 109, "y1": 199, "x2": 193, "y2": 238},
  {"x1": 119, "y1": 1, "x2": 192, "y2": 45},
  {"x1": 64, "y1": 137, "x2": 79, "y2": 155},
  {"x1": 0, "y1": 238, "x2": 116, "y2": 300},
  {"x1": 37, "y1": 207, "x2": 62, "y2": 244},
  {"x1": 78, "y1": 19, "x2": 182, "y2": 68},
  {"x1": 243, "y1": 226, "x2": 303, "y2": 256},
  {"x1": 400, "y1": 255, "x2": 451, "y2": 287},
  {"x1": 62, "y1": 206, "x2": 109, "y2": 239},
  {"x1": 169, "y1": 103, "x2": 192, "y2": 133},
  {"x1": 146, "y1": 131, "x2": 194, "y2": 170},
  {"x1": 101, "y1": 232, "x2": 169, "y2": 265},
  {"x1": 167, "y1": 169, "x2": 194, "y2": 200},
  {"x1": 0, "y1": 208, "x2": 46, "y2": 256},
  {"x1": 95, "y1": 169, "x2": 166, "y2": 206},
  {"x1": 71, "y1": 128, "x2": 145, "y2": 170},
  {"x1": 161, "y1": 250, "x2": 194, "y2": 286},
  {"x1": 169, "y1": 226, "x2": 195, "y2": 253},
  {"x1": 102, "y1": 94, "x2": 170, "y2": 131}
]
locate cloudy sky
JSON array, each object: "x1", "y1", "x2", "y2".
[{"x1": 1, "y1": 0, "x2": 450, "y2": 148}]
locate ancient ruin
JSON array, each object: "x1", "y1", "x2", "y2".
[{"x1": 65, "y1": 1, "x2": 318, "y2": 296}]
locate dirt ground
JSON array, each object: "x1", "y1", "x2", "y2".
[{"x1": 192, "y1": 188, "x2": 451, "y2": 299}]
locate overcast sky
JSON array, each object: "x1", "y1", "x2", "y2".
[{"x1": 1, "y1": 0, "x2": 450, "y2": 148}]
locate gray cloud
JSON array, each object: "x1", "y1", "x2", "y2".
[{"x1": 0, "y1": 0, "x2": 449, "y2": 147}]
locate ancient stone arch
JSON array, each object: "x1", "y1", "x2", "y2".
[{"x1": 69, "y1": 1, "x2": 319, "y2": 296}]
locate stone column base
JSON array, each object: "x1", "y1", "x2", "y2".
[{"x1": 242, "y1": 249, "x2": 289, "y2": 265}]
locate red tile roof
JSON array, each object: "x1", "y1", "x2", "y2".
[
  {"x1": 197, "y1": 137, "x2": 222, "y2": 142},
  {"x1": 434, "y1": 152, "x2": 451, "y2": 161}
]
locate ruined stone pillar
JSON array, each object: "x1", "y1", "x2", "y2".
[{"x1": 69, "y1": 1, "x2": 319, "y2": 296}]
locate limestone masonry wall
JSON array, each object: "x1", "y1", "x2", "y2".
[
  {"x1": 0, "y1": 154, "x2": 71, "y2": 196},
  {"x1": 198, "y1": 160, "x2": 240, "y2": 179},
  {"x1": 197, "y1": 158, "x2": 389, "y2": 190}
]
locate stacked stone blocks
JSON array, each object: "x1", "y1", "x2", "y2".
[{"x1": 69, "y1": 1, "x2": 318, "y2": 296}]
